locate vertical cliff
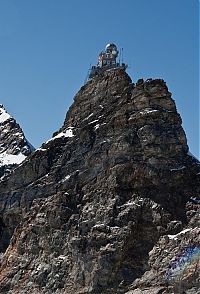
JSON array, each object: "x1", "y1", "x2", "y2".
[{"x1": 0, "y1": 69, "x2": 199, "y2": 293}]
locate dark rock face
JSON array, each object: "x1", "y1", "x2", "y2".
[{"x1": 0, "y1": 69, "x2": 199, "y2": 293}]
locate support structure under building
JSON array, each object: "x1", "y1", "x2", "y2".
[{"x1": 88, "y1": 43, "x2": 127, "y2": 79}]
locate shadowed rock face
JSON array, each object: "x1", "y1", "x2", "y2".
[{"x1": 0, "y1": 69, "x2": 199, "y2": 293}]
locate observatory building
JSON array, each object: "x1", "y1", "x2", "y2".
[{"x1": 89, "y1": 43, "x2": 127, "y2": 79}]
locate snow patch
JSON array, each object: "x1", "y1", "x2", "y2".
[
  {"x1": 170, "y1": 166, "x2": 186, "y2": 171},
  {"x1": 36, "y1": 148, "x2": 47, "y2": 152},
  {"x1": 46, "y1": 127, "x2": 74, "y2": 143},
  {"x1": 88, "y1": 119, "x2": 99, "y2": 125},
  {"x1": 61, "y1": 175, "x2": 71, "y2": 182},
  {"x1": 0, "y1": 152, "x2": 26, "y2": 165},
  {"x1": 83, "y1": 113, "x2": 94, "y2": 121},
  {"x1": 0, "y1": 108, "x2": 11, "y2": 123},
  {"x1": 123, "y1": 201, "x2": 141, "y2": 207},
  {"x1": 94, "y1": 124, "x2": 100, "y2": 130},
  {"x1": 60, "y1": 170, "x2": 79, "y2": 183},
  {"x1": 54, "y1": 128, "x2": 74, "y2": 139},
  {"x1": 168, "y1": 228, "x2": 192, "y2": 240},
  {"x1": 139, "y1": 109, "x2": 159, "y2": 115},
  {"x1": 94, "y1": 122, "x2": 106, "y2": 130},
  {"x1": 57, "y1": 255, "x2": 67, "y2": 260}
]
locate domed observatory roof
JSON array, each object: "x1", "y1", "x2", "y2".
[
  {"x1": 105, "y1": 43, "x2": 118, "y2": 57},
  {"x1": 105, "y1": 43, "x2": 117, "y2": 49}
]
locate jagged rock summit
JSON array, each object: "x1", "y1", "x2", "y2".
[
  {"x1": 0, "y1": 105, "x2": 34, "y2": 179},
  {"x1": 0, "y1": 69, "x2": 199, "y2": 294}
]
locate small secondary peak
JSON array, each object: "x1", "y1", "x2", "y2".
[
  {"x1": 89, "y1": 43, "x2": 127, "y2": 79},
  {"x1": 0, "y1": 105, "x2": 34, "y2": 179}
]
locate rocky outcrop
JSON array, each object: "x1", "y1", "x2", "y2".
[
  {"x1": 0, "y1": 105, "x2": 34, "y2": 251},
  {"x1": 0, "y1": 69, "x2": 199, "y2": 293},
  {"x1": 0, "y1": 105, "x2": 34, "y2": 179}
]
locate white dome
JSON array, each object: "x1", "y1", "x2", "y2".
[{"x1": 105, "y1": 43, "x2": 117, "y2": 50}]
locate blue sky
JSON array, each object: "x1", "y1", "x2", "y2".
[{"x1": 0, "y1": 0, "x2": 199, "y2": 158}]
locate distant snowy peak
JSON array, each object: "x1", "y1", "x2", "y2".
[
  {"x1": 0, "y1": 105, "x2": 12, "y2": 123},
  {"x1": 0, "y1": 105, "x2": 34, "y2": 178}
]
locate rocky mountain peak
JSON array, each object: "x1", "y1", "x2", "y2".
[
  {"x1": 0, "y1": 69, "x2": 199, "y2": 294},
  {"x1": 0, "y1": 105, "x2": 34, "y2": 179},
  {"x1": 58, "y1": 68, "x2": 189, "y2": 178}
]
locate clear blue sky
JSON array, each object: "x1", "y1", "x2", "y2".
[{"x1": 0, "y1": 0, "x2": 199, "y2": 158}]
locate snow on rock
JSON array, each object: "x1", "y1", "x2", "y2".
[
  {"x1": 57, "y1": 255, "x2": 68, "y2": 261},
  {"x1": 0, "y1": 105, "x2": 34, "y2": 177},
  {"x1": 94, "y1": 124, "x2": 100, "y2": 130},
  {"x1": 121, "y1": 200, "x2": 141, "y2": 208},
  {"x1": 170, "y1": 166, "x2": 186, "y2": 171},
  {"x1": 0, "y1": 107, "x2": 11, "y2": 123},
  {"x1": 34, "y1": 148, "x2": 47, "y2": 154},
  {"x1": 54, "y1": 128, "x2": 74, "y2": 139},
  {"x1": 61, "y1": 175, "x2": 71, "y2": 183},
  {"x1": 0, "y1": 152, "x2": 26, "y2": 165},
  {"x1": 94, "y1": 122, "x2": 106, "y2": 130},
  {"x1": 83, "y1": 113, "x2": 94, "y2": 121},
  {"x1": 168, "y1": 228, "x2": 192, "y2": 240},
  {"x1": 88, "y1": 119, "x2": 99, "y2": 125},
  {"x1": 46, "y1": 127, "x2": 74, "y2": 144},
  {"x1": 139, "y1": 109, "x2": 159, "y2": 115}
]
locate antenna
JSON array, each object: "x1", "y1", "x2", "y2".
[
  {"x1": 119, "y1": 48, "x2": 121, "y2": 65},
  {"x1": 122, "y1": 48, "x2": 124, "y2": 64}
]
